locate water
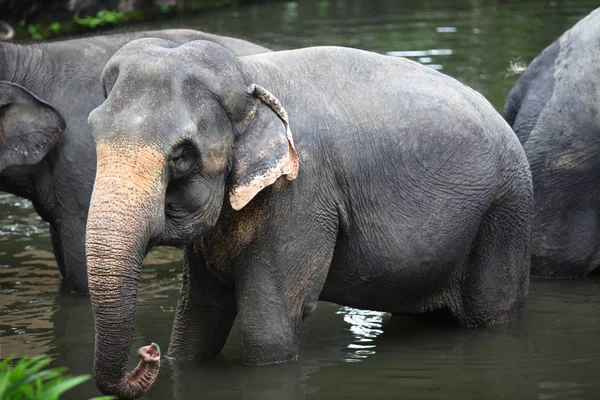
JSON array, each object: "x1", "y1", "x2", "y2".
[{"x1": 1, "y1": 0, "x2": 600, "y2": 398}]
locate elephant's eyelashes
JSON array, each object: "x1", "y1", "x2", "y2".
[{"x1": 169, "y1": 144, "x2": 199, "y2": 179}]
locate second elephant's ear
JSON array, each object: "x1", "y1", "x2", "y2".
[
  {"x1": 0, "y1": 81, "x2": 65, "y2": 172},
  {"x1": 229, "y1": 84, "x2": 299, "y2": 210}
]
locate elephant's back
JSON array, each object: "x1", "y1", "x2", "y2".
[
  {"x1": 506, "y1": 7, "x2": 600, "y2": 184},
  {"x1": 541, "y1": 7, "x2": 600, "y2": 131},
  {"x1": 246, "y1": 45, "x2": 528, "y2": 212},
  {"x1": 267, "y1": 45, "x2": 523, "y2": 239},
  {"x1": 250, "y1": 45, "x2": 518, "y2": 148},
  {"x1": 506, "y1": 7, "x2": 600, "y2": 147}
]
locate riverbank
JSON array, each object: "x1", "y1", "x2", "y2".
[{"x1": 0, "y1": 0, "x2": 280, "y2": 41}]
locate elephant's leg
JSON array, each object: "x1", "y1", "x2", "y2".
[
  {"x1": 459, "y1": 184, "x2": 532, "y2": 327},
  {"x1": 49, "y1": 224, "x2": 67, "y2": 278},
  {"x1": 235, "y1": 229, "x2": 336, "y2": 365},
  {"x1": 50, "y1": 220, "x2": 89, "y2": 294},
  {"x1": 167, "y1": 244, "x2": 236, "y2": 361}
]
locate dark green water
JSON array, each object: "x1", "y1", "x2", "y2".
[{"x1": 1, "y1": 0, "x2": 600, "y2": 399}]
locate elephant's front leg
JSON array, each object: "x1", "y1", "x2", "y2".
[
  {"x1": 235, "y1": 241, "x2": 334, "y2": 365},
  {"x1": 167, "y1": 244, "x2": 236, "y2": 361}
]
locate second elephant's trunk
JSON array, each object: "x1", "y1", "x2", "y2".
[{"x1": 86, "y1": 143, "x2": 166, "y2": 399}]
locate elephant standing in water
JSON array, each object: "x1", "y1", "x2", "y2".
[
  {"x1": 504, "y1": 7, "x2": 600, "y2": 278},
  {"x1": 86, "y1": 39, "x2": 533, "y2": 398},
  {"x1": 0, "y1": 30, "x2": 269, "y2": 293}
]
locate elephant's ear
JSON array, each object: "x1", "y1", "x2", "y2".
[
  {"x1": 229, "y1": 84, "x2": 299, "y2": 210},
  {"x1": 0, "y1": 81, "x2": 65, "y2": 172}
]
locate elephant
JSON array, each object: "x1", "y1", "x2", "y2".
[
  {"x1": 0, "y1": 29, "x2": 269, "y2": 293},
  {"x1": 503, "y1": 7, "x2": 600, "y2": 278},
  {"x1": 86, "y1": 38, "x2": 533, "y2": 399}
]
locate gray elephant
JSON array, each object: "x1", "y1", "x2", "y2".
[
  {"x1": 0, "y1": 29, "x2": 268, "y2": 293},
  {"x1": 504, "y1": 7, "x2": 600, "y2": 278},
  {"x1": 86, "y1": 39, "x2": 533, "y2": 399}
]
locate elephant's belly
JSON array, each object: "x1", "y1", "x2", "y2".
[
  {"x1": 530, "y1": 206, "x2": 600, "y2": 277},
  {"x1": 319, "y1": 189, "x2": 483, "y2": 313},
  {"x1": 320, "y1": 249, "x2": 464, "y2": 315}
]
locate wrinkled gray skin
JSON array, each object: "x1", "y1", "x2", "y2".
[
  {"x1": 0, "y1": 30, "x2": 269, "y2": 293},
  {"x1": 87, "y1": 39, "x2": 533, "y2": 399},
  {"x1": 504, "y1": 7, "x2": 600, "y2": 278}
]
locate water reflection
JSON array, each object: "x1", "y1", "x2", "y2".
[
  {"x1": 0, "y1": 195, "x2": 47, "y2": 241},
  {"x1": 387, "y1": 48, "x2": 452, "y2": 70},
  {"x1": 336, "y1": 307, "x2": 389, "y2": 362}
]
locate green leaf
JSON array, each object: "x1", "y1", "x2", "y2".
[
  {"x1": 40, "y1": 374, "x2": 90, "y2": 399},
  {"x1": 27, "y1": 24, "x2": 43, "y2": 40},
  {"x1": 4, "y1": 356, "x2": 52, "y2": 394},
  {"x1": 73, "y1": 9, "x2": 123, "y2": 27},
  {"x1": 0, "y1": 354, "x2": 102, "y2": 399},
  {"x1": 48, "y1": 23, "x2": 61, "y2": 33}
]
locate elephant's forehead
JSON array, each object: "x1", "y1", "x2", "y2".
[
  {"x1": 89, "y1": 93, "x2": 195, "y2": 147},
  {"x1": 111, "y1": 42, "x2": 198, "y2": 78},
  {"x1": 115, "y1": 61, "x2": 181, "y2": 93}
]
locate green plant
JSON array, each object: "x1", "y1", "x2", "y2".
[
  {"x1": 73, "y1": 10, "x2": 124, "y2": 28},
  {"x1": 27, "y1": 25, "x2": 43, "y2": 40},
  {"x1": 0, "y1": 354, "x2": 115, "y2": 400},
  {"x1": 48, "y1": 23, "x2": 62, "y2": 34}
]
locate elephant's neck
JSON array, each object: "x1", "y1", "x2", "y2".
[
  {"x1": 0, "y1": 164, "x2": 37, "y2": 201},
  {"x1": 0, "y1": 42, "x2": 47, "y2": 87}
]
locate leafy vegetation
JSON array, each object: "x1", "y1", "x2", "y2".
[
  {"x1": 17, "y1": 0, "x2": 247, "y2": 41},
  {"x1": 24, "y1": 8, "x2": 136, "y2": 40},
  {"x1": 73, "y1": 10, "x2": 124, "y2": 28},
  {"x1": 0, "y1": 354, "x2": 114, "y2": 400},
  {"x1": 27, "y1": 25, "x2": 43, "y2": 40}
]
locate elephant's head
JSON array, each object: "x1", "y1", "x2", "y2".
[
  {"x1": 86, "y1": 38, "x2": 298, "y2": 399},
  {"x1": 0, "y1": 81, "x2": 65, "y2": 173}
]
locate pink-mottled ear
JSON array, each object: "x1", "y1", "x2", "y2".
[{"x1": 229, "y1": 84, "x2": 299, "y2": 210}]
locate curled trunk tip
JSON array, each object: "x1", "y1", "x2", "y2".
[
  {"x1": 96, "y1": 342, "x2": 161, "y2": 399},
  {"x1": 137, "y1": 342, "x2": 161, "y2": 363}
]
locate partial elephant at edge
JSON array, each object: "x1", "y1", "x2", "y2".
[{"x1": 504, "y1": 6, "x2": 600, "y2": 279}]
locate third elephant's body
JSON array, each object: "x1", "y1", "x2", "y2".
[{"x1": 504, "y1": 7, "x2": 600, "y2": 278}]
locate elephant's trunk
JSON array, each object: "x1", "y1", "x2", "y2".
[{"x1": 86, "y1": 142, "x2": 166, "y2": 399}]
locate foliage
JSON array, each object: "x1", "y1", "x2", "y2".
[
  {"x1": 48, "y1": 23, "x2": 62, "y2": 34},
  {"x1": 0, "y1": 354, "x2": 115, "y2": 400},
  {"x1": 18, "y1": 0, "x2": 243, "y2": 41},
  {"x1": 73, "y1": 10, "x2": 124, "y2": 28},
  {"x1": 27, "y1": 25, "x2": 43, "y2": 40}
]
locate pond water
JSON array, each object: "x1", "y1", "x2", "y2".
[{"x1": 2, "y1": 0, "x2": 600, "y2": 399}]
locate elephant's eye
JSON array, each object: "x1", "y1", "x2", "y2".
[
  {"x1": 169, "y1": 144, "x2": 198, "y2": 179},
  {"x1": 173, "y1": 146, "x2": 190, "y2": 160}
]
